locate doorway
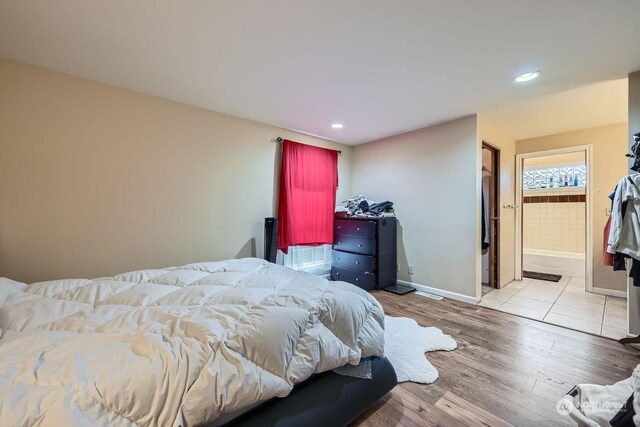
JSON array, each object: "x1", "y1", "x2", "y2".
[
  {"x1": 482, "y1": 142, "x2": 500, "y2": 289},
  {"x1": 481, "y1": 145, "x2": 628, "y2": 339},
  {"x1": 515, "y1": 146, "x2": 593, "y2": 292},
  {"x1": 520, "y1": 151, "x2": 587, "y2": 285}
]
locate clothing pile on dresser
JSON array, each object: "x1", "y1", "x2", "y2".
[{"x1": 336, "y1": 195, "x2": 395, "y2": 217}]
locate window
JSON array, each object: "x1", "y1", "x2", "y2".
[
  {"x1": 280, "y1": 245, "x2": 332, "y2": 274},
  {"x1": 277, "y1": 139, "x2": 338, "y2": 253},
  {"x1": 276, "y1": 139, "x2": 337, "y2": 275},
  {"x1": 523, "y1": 164, "x2": 586, "y2": 190}
]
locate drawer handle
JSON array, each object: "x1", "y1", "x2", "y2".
[
  {"x1": 336, "y1": 272, "x2": 340, "y2": 276},
  {"x1": 355, "y1": 261, "x2": 359, "y2": 264},
  {"x1": 338, "y1": 242, "x2": 342, "y2": 245},
  {"x1": 357, "y1": 227, "x2": 360, "y2": 231},
  {"x1": 358, "y1": 244, "x2": 362, "y2": 247},
  {"x1": 337, "y1": 226, "x2": 341, "y2": 229},
  {"x1": 355, "y1": 278, "x2": 359, "y2": 281}
]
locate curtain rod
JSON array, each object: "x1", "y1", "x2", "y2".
[{"x1": 274, "y1": 137, "x2": 341, "y2": 154}]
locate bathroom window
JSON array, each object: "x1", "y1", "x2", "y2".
[{"x1": 523, "y1": 164, "x2": 587, "y2": 190}]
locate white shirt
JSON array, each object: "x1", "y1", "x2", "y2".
[{"x1": 607, "y1": 174, "x2": 640, "y2": 259}]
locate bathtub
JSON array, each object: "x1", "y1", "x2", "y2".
[{"x1": 523, "y1": 248, "x2": 585, "y2": 278}]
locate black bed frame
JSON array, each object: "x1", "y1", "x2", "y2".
[{"x1": 211, "y1": 357, "x2": 397, "y2": 427}]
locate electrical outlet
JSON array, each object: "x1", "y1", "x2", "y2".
[{"x1": 408, "y1": 265, "x2": 414, "y2": 275}]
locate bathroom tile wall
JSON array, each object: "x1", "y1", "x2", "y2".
[{"x1": 523, "y1": 202, "x2": 586, "y2": 254}]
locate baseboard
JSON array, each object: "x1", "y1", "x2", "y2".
[
  {"x1": 591, "y1": 287, "x2": 627, "y2": 299},
  {"x1": 397, "y1": 280, "x2": 479, "y2": 305}
]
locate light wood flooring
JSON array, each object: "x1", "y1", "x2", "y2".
[{"x1": 352, "y1": 291, "x2": 640, "y2": 427}]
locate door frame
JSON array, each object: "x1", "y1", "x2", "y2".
[
  {"x1": 515, "y1": 145, "x2": 593, "y2": 292},
  {"x1": 482, "y1": 141, "x2": 501, "y2": 289}
]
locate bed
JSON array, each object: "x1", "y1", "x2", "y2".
[{"x1": 0, "y1": 258, "x2": 395, "y2": 426}]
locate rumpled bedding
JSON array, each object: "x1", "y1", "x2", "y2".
[
  {"x1": 564, "y1": 364, "x2": 640, "y2": 426},
  {"x1": 0, "y1": 258, "x2": 385, "y2": 427}
]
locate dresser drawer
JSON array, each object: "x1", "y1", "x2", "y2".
[
  {"x1": 335, "y1": 219, "x2": 376, "y2": 238},
  {"x1": 331, "y1": 250, "x2": 374, "y2": 273},
  {"x1": 331, "y1": 266, "x2": 375, "y2": 291},
  {"x1": 333, "y1": 236, "x2": 376, "y2": 256}
]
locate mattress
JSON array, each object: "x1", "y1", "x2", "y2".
[{"x1": 0, "y1": 258, "x2": 385, "y2": 427}]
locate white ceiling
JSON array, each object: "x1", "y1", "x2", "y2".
[
  {"x1": 1, "y1": 1, "x2": 639, "y2": 145},
  {"x1": 484, "y1": 79, "x2": 628, "y2": 141}
]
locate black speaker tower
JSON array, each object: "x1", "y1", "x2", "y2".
[{"x1": 264, "y1": 217, "x2": 278, "y2": 263}]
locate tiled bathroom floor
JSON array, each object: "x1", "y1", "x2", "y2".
[{"x1": 480, "y1": 276, "x2": 627, "y2": 340}]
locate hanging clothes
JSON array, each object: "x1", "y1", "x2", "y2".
[
  {"x1": 607, "y1": 175, "x2": 640, "y2": 286},
  {"x1": 603, "y1": 216, "x2": 615, "y2": 267},
  {"x1": 629, "y1": 132, "x2": 640, "y2": 172},
  {"x1": 607, "y1": 175, "x2": 640, "y2": 259},
  {"x1": 603, "y1": 190, "x2": 617, "y2": 267},
  {"x1": 481, "y1": 167, "x2": 491, "y2": 250}
]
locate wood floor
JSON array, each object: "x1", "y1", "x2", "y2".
[{"x1": 352, "y1": 291, "x2": 640, "y2": 427}]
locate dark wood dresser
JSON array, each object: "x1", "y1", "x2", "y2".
[{"x1": 330, "y1": 216, "x2": 397, "y2": 291}]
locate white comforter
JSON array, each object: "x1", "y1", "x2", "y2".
[{"x1": 0, "y1": 258, "x2": 385, "y2": 426}]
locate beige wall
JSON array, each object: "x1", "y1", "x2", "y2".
[
  {"x1": 0, "y1": 59, "x2": 352, "y2": 283},
  {"x1": 352, "y1": 116, "x2": 480, "y2": 300},
  {"x1": 477, "y1": 115, "x2": 517, "y2": 287},
  {"x1": 516, "y1": 123, "x2": 628, "y2": 292}
]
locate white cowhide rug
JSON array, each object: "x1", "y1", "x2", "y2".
[{"x1": 384, "y1": 315, "x2": 457, "y2": 384}]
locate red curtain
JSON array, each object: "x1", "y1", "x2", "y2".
[{"x1": 277, "y1": 139, "x2": 338, "y2": 253}]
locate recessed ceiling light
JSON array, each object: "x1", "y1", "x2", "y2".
[
  {"x1": 514, "y1": 71, "x2": 540, "y2": 83},
  {"x1": 331, "y1": 123, "x2": 344, "y2": 129}
]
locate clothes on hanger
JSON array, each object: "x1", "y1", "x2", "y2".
[
  {"x1": 603, "y1": 189, "x2": 617, "y2": 267},
  {"x1": 613, "y1": 132, "x2": 640, "y2": 347},
  {"x1": 603, "y1": 216, "x2": 615, "y2": 267},
  {"x1": 629, "y1": 132, "x2": 640, "y2": 172},
  {"x1": 608, "y1": 175, "x2": 640, "y2": 259},
  {"x1": 482, "y1": 166, "x2": 490, "y2": 250},
  {"x1": 607, "y1": 175, "x2": 640, "y2": 286}
]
